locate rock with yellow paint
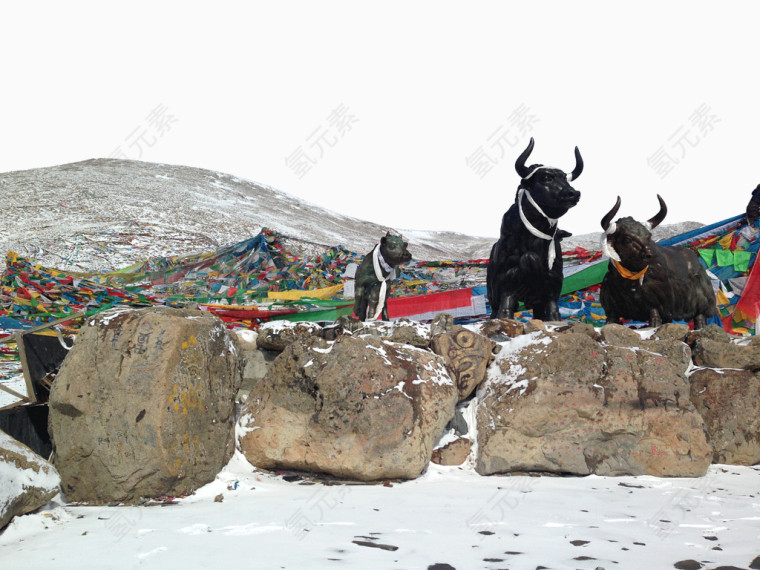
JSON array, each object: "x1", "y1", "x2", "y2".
[
  {"x1": 237, "y1": 334, "x2": 458, "y2": 481},
  {"x1": 48, "y1": 306, "x2": 242, "y2": 504}
]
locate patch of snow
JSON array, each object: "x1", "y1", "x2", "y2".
[
  {"x1": 235, "y1": 413, "x2": 259, "y2": 440},
  {"x1": 259, "y1": 321, "x2": 291, "y2": 335},
  {"x1": 0, "y1": 373, "x2": 27, "y2": 408},
  {"x1": 635, "y1": 327, "x2": 658, "y2": 340},
  {"x1": 506, "y1": 378, "x2": 530, "y2": 396},
  {"x1": 0, "y1": 432, "x2": 60, "y2": 515},
  {"x1": 365, "y1": 344, "x2": 393, "y2": 367}
]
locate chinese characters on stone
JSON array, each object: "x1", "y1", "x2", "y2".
[
  {"x1": 285, "y1": 104, "x2": 359, "y2": 179},
  {"x1": 109, "y1": 104, "x2": 178, "y2": 160},
  {"x1": 466, "y1": 104, "x2": 540, "y2": 179},
  {"x1": 647, "y1": 104, "x2": 721, "y2": 179}
]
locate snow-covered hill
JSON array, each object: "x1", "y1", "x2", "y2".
[
  {"x1": 0, "y1": 159, "x2": 704, "y2": 272},
  {"x1": 0, "y1": 159, "x2": 495, "y2": 271}
]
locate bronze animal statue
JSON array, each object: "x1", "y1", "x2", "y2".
[
  {"x1": 487, "y1": 137, "x2": 583, "y2": 321},
  {"x1": 599, "y1": 195, "x2": 716, "y2": 329},
  {"x1": 352, "y1": 233, "x2": 412, "y2": 321}
]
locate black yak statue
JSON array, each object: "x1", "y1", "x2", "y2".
[
  {"x1": 487, "y1": 138, "x2": 583, "y2": 321},
  {"x1": 599, "y1": 194, "x2": 716, "y2": 329}
]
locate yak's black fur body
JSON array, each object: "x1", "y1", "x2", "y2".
[
  {"x1": 487, "y1": 138, "x2": 582, "y2": 321},
  {"x1": 599, "y1": 195, "x2": 716, "y2": 329}
]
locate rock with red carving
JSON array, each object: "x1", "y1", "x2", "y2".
[
  {"x1": 477, "y1": 328, "x2": 711, "y2": 477},
  {"x1": 690, "y1": 367, "x2": 760, "y2": 465}
]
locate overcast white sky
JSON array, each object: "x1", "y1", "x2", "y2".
[{"x1": 2, "y1": 1, "x2": 759, "y2": 239}]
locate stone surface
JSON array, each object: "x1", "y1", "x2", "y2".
[
  {"x1": 652, "y1": 323, "x2": 690, "y2": 342},
  {"x1": 692, "y1": 337, "x2": 760, "y2": 369},
  {"x1": 238, "y1": 335, "x2": 457, "y2": 481},
  {"x1": 475, "y1": 318, "x2": 526, "y2": 340},
  {"x1": 689, "y1": 368, "x2": 760, "y2": 465},
  {"x1": 232, "y1": 330, "x2": 276, "y2": 398},
  {"x1": 431, "y1": 437, "x2": 471, "y2": 466},
  {"x1": 430, "y1": 313, "x2": 455, "y2": 338},
  {"x1": 1, "y1": 430, "x2": 60, "y2": 530},
  {"x1": 524, "y1": 319, "x2": 548, "y2": 334},
  {"x1": 641, "y1": 339, "x2": 693, "y2": 373},
  {"x1": 49, "y1": 306, "x2": 241, "y2": 504},
  {"x1": 256, "y1": 320, "x2": 323, "y2": 351},
  {"x1": 695, "y1": 323, "x2": 732, "y2": 344},
  {"x1": 477, "y1": 331, "x2": 711, "y2": 477},
  {"x1": 431, "y1": 326, "x2": 496, "y2": 401},
  {"x1": 384, "y1": 319, "x2": 432, "y2": 348},
  {"x1": 599, "y1": 323, "x2": 643, "y2": 347},
  {"x1": 350, "y1": 319, "x2": 431, "y2": 348},
  {"x1": 559, "y1": 321, "x2": 602, "y2": 341}
]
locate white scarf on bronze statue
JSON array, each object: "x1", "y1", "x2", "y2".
[
  {"x1": 369, "y1": 243, "x2": 396, "y2": 321},
  {"x1": 517, "y1": 187, "x2": 558, "y2": 269}
]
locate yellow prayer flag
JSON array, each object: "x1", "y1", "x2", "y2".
[{"x1": 268, "y1": 283, "x2": 344, "y2": 301}]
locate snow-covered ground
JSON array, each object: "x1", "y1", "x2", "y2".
[{"x1": 1, "y1": 451, "x2": 759, "y2": 570}]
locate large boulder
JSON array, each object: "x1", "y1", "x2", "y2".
[
  {"x1": 689, "y1": 368, "x2": 760, "y2": 465},
  {"x1": 238, "y1": 334, "x2": 457, "y2": 481},
  {"x1": 49, "y1": 306, "x2": 241, "y2": 504},
  {"x1": 1, "y1": 429, "x2": 60, "y2": 530},
  {"x1": 477, "y1": 329, "x2": 711, "y2": 477}
]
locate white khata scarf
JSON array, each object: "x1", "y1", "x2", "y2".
[
  {"x1": 600, "y1": 223, "x2": 622, "y2": 262},
  {"x1": 369, "y1": 243, "x2": 396, "y2": 321},
  {"x1": 517, "y1": 187, "x2": 558, "y2": 269}
]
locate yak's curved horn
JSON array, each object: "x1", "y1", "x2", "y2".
[
  {"x1": 515, "y1": 137, "x2": 535, "y2": 178},
  {"x1": 601, "y1": 196, "x2": 622, "y2": 232},
  {"x1": 647, "y1": 194, "x2": 667, "y2": 230},
  {"x1": 568, "y1": 146, "x2": 584, "y2": 181}
]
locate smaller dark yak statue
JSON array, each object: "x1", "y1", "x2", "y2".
[
  {"x1": 352, "y1": 233, "x2": 412, "y2": 321},
  {"x1": 599, "y1": 194, "x2": 716, "y2": 329},
  {"x1": 487, "y1": 138, "x2": 583, "y2": 321}
]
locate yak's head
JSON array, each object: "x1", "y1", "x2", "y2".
[
  {"x1": 514, "y1": 137, "x2": 583, "y2": 219},
  {"x1": 379, "y1": 232, "x2": 412, "y2": 267},
  {"x1": 600, "y1": 195, "x2": 667, "y2": 271}
]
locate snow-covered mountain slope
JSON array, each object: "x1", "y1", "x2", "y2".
[{"x1": 0, "y1": 159, "x2": 704, "y2": 272}]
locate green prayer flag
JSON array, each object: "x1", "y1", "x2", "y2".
[
  {"x1": 733, "y1": 250, "x2": 752, "y2": 272},
  {"x1": 561, "y1": 261, "x2": 610, "y2": 296},
  {"x1": 698, "y1": 248, "x2": 716, "y2": 266},
  {"x1": 715, "y1": 249, "x2": 734, "y2": 267}
]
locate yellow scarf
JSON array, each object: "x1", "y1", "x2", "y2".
[{"x1": 612, "y1": 259, "x2": 648, "y2": 281}]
